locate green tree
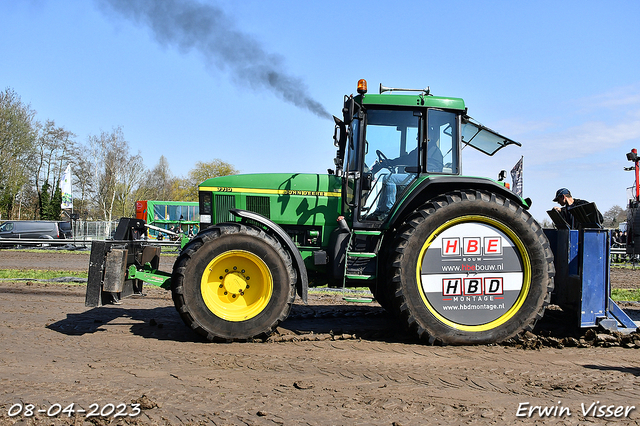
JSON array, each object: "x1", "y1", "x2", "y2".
[
  {"x1": 38, "y1": 180, "x2": 62, "y2": 220},
  {"x1": 50, "y1": 183, "x2": 62, "y2": 220},
  {"x1": 182, "y1": 159, "x2": 239, "y2": 200},
  {"x1": 33, "y1": 120, "x2": 75, "y2": 220},
  {"x1": 0, "y1": 88, "x2": 37, "y2": 219},
  {"x1": 39, "y1": 182, "x2": 51, "y2": 219}
]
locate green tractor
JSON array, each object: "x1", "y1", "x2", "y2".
[{"x1": 87, "y1": 80, "x2": 555, "y2": 345}]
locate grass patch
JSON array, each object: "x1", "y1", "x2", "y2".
[
  {"x1": 611, "y1": 288, "x2": 640, "y2": 302},
  {"x1": 1, "y1": 247, "x2": 180, "y2": 256},
  {"x1": 611, "y1": 263, "x2": 639, "y2": 270},
  {"x1": 0, "y1": 269, "x2": 87, "y2": 280},
  {"x1": 0, "y1": 248, "x2": 90, "y2": 254},
  {"x1": 308, "y1": 287, "x2": 373, "y2": 296}
]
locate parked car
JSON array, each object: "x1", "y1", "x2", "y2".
[{"x1": 0, "y1": 220, "x2": 73, "y2": 241}]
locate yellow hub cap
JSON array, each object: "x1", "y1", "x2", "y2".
[{"x1": 201, "y1": 250, "x2": 273, "y2": 322}]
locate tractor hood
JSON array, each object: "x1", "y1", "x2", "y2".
[
  {"x1": 199, "y1": 173, "x2": 342, "y2": 197},
  {"x1": 198, "y1": 173, "x2": 343, "y2": 230},
  {"x1": 462, "y1": 116, "x2": 520, "y2": 156}
]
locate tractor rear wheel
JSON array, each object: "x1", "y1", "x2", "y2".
[
  {"x1": 171, "y1": 223, "x2": 296, "y2": 341},
  {"x1": 389, "y1": 190, "x2": 554, "y2": 345}
]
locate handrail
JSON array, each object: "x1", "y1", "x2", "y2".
[{"x1": 0, "y1": 238, "x2": 181, "y2": 247}]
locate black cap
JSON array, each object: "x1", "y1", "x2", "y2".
[{"x1": 553, "y1": 188, "x2": 570, "y2": 202}]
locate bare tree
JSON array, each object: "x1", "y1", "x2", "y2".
[
  {"x1": 539, "y1": 218, "x2": 553, "y2": 229},
  {"x1": 142, "y1": 155, "x2": 175, "y2": 200},
  {"x1": 114, "y1": 153, "x2": 145, "y2": 217},
  {"x1": 69, "y1": 145, "x2": 95, "y2": 219},
  {"x1": 2, "y1": 87, "x2": 243, "y2": 222},
  {"x1": 603, "y1": 205, "x2": 626, "y2": 228},
  {"x1": 88, "y1": 127, "x2": 142, "y2": 223}
]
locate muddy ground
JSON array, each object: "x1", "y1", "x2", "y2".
[{"x1": 0, "y1": 250, "x2": 640, "y2": 425}]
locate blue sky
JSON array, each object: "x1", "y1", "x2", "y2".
[{"x1": 2, "y1": 0, "x2": 640, "y2": 223}]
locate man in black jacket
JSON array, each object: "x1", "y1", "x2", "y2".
[{"x1": 552, "y1": 188, "x2": 603, "y2": 229}]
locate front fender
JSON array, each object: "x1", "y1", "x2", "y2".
[{"x1": 230, "y1": 209, "x2": 308, "y2": 303}]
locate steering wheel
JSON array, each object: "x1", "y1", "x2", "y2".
[
  {"x1": 374, "y1": 149, "x2": 395, "y2": 173},
  {"x1": 376, "y1": 149, "x2": 388, "y2": 162}
]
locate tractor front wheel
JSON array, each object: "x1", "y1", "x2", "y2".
[
  {"x1": 390, "y1": 190, "x2": 554, "y2": 345},
  {"x1": 171, "y1": 223, "x2": 296, "y2": 341}
]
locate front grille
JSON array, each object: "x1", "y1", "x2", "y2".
[
  {"x1": 246, "y1": 196, "x2": 270, "y2": 219},
  {"x1": 215, "y1": 194, "x2": 235, "y2": 222}
]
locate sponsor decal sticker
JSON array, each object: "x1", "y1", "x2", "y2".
[{"x1": 420, "y1": 221, "x2": 524, "y2": 326}]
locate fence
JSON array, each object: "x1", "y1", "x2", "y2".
[
  {"x1": 0, "y1": 220, "x2": 184, "y2": 248},
  {"x1": 0, "y1": 221, "x2": 181, "y2": 249},
  {"x1": 72, "y1": 220, "x2": 120, "y2": 240}
]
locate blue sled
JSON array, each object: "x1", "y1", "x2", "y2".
[{"x1": 544, "y1": 228, "x2": 637, "y2": 332}]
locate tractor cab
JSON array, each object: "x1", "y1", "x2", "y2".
[{"x1": 332, "y1": 79, "x2": 519, "y2": 229}]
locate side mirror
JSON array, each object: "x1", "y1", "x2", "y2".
[
  {"x1": 333, "y1": 116, "x2": 347, "y2": 153},
  {"x1": 333, "y1": 116, "x2": 346, "y2": 150},
  {"x1": 342, "y1": 95, "x2": 354, "y2": 124},
  {"x1": 333, "y1": 116, "x2": 347, "y2": 174}
]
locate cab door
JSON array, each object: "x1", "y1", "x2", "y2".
[{"x1": 357, "y1": 109, "x2": 423, "y2": 224}]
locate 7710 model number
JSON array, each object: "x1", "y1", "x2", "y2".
[{"x1": 8, "y1": 402, "x2": 141, "y2": 418}]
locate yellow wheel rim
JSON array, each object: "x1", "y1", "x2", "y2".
[
  {"x1": 415, "y1": 215, "x2": 532, "y2": 331},
  {"x1": 201, "y1": 250, "x2": 273, "y2": 322}
]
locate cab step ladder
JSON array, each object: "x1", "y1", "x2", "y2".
[{"x1": 344, "y1": 230, "x2": 382, "y2": 285}]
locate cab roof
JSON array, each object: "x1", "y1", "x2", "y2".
[
  {"x1": 354, "y1": 91, "x2": 519, "y2": 156},
  {"x1": 356, "y1": 93, "x2": 466, "y2": 111}
]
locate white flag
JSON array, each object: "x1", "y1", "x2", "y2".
[{"x1": 60, "y1": 164, "x2": 73, "y2": 209}]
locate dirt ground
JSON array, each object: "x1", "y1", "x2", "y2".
[{"x1": 1, "y1": 250, "x2": 640, "y2": 425}]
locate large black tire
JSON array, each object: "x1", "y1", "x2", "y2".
[
  {"x1": 389, "y1": 190, "x2": 554, "y2": 345},
  {"x1": 627, "y1": 204, "x2": 640, "y2": 256},
  {"x1": 369, "y1": 281, "x2": 394, "y2": 312},
  {"x1": 369, "y1": 239, "x2": 400, "y2": 313},
  {"x1": 171, "y1": 223, "x2": 296, "y2": 341}
]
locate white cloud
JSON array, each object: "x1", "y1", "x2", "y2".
[
  {"x1": 577, "y1": 83, "x2": 640, "y2": 111},
  {"x1": 464, "y1": 84, "x2": 640, "y2": 223},
  {"x1": 520, "y1": 117, "x2": 640, "y2": 166}
]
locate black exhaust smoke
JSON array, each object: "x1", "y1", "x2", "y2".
[{"x1": 97, "y1": 0, "x2": 332, "y2": 119}]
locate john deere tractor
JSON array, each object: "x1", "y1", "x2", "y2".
[{"x1": 87, "y1": 80, "x2": 555, "y2": 345}]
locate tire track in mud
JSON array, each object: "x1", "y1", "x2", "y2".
[{"x1": 2, "y1": 279, "x2": 640, "y2": 424}]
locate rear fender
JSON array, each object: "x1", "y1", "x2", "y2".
[{"x1": 389, "y1": 176, "x2": 528, "y2": 230}]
